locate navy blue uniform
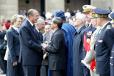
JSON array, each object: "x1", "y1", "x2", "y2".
[
  {"x1": 95, "y1": 22, "x2": 112, "y2": 76},
  {"x1": 108, "y1": 28, "x2": 114, "y2": 76}
]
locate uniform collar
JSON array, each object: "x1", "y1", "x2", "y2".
[{"x1": 100, "y1": 21, "x2": 110, "y2": 30}]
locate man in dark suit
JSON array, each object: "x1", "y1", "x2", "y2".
[
  {"x1": 6, "y1": 15, "x2": 24, "y2": 76},
  {"x1": 53, "y1": 10, "x2": 76, "y2": 76},
  {"x1": 93, "y1": 8, "x2": 112, "y2": 76},
  {"x1": 19, "y1": 9, "x2": 43, "y2": 76},
  {"x1": 42, "y1": 17, "x2": 66, "y2": 76}
]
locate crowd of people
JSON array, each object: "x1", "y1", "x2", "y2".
[{"x1": 0, "y1": 4, "x2": 114, "y2": 76}]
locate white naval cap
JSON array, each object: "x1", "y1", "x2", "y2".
[{"x1": 82, "y1": 5, "x2": 96, "y2": 13}]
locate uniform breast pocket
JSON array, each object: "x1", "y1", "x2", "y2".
[
  {"x1": 97, "y1": 39, "x2": 103, "y2": 43},
  {"x1": 96, "y1": 39, "x2": 103, "y2": 47}
]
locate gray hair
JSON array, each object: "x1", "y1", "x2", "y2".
[
  {"x1": 11, "y1": 14, "x2": 24, "y2": 25},
  {"x1": 27, "y1": 9, "x2": 38, "y2": 17},
  {"x1": 37, "y1": 17, "x2": 45, "y2": 24}
]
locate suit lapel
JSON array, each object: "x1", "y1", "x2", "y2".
[
  {"x1": 51, "y1": 29, "x2": 59, "y2": 41},
  {"x1": 26, "y1": 20, "x2": 39, "y2": 41},
  {"x1": 11, "y1": 27, "x2": 19, "y2": 39},
  {"x1": 11, "y1": 27, "x2": 19, "y2": 35},
  {"x1": 77, "y1": 25, "x2": 86, "y2": 34}
]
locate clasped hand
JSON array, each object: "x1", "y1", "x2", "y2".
[{"x1": 41, "y1": 43, "x2": 48, "y2": 49}]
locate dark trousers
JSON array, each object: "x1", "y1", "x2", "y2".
[
  {"x1": 40, "y1": 65, "x2": 48, "y2": 76},
  {"x1": 100, "y1": 73, "x2": 110, "y2": 76},
  {"x1": 0, "y1": 54, "x2": 6, "y2": 73},
  {"x1": 83, "y1": 66, "x2": 90, "y2": 76},
  {"x1": 23, "y1": 65, "x2": 41, "y2": 76},
  {"x1": 7, "y1": 58, "x2": 23, "y2": 76},
  {"x1": 50, "y1": 70, "x2": 66, "y2": 76}
]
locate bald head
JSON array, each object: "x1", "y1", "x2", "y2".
[{"x1": 27, "y1": 9, "x2": 40, "y2": 24}]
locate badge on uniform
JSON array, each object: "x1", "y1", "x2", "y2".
[
  {"x1": 98, "y1": 40, "x2": 103, "y2": 43},
  {"x1": 87, "y1": 31, "x2": 93, "y2": 38},
  {"x1": 106, "y1": 25, "x2": 111, "y2": 29},
  {"x1": 87, "y1": 31, "x2": 92, "y2": 36}
]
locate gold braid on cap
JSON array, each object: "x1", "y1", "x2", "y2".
[{"x1": 92, "y1": 13, "x2": 108, "y2": 18}]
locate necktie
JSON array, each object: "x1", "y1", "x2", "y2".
[
  {"x1": 33, "y1": 25, "x2": 37, "y2": 32},
  {"x1": 33, "y1": 25, "x2": 35, "y2": 29}
]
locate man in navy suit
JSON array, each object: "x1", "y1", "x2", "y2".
[
  {"x1": 19, "y1": 9, "x2": 43, "y2": 76},
  {"x1": 6, "y1": 15, "x2": 24, "y2": 76}
]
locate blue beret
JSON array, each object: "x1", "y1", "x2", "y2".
[
  {"x1": 109, "y1": 12, "x2": 114, "y2": 19},
  {"x1": 93, "y1": 8, "x2": 111, "y2": 15},
  {"x1": 53, "y1": 10, "x2": 65, "y2": 19}
]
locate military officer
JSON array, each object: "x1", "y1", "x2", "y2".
[
  {"x1": 93, "y1": 8, "x2": 112, "y2": 76},
  {"x1": 81, "y1": 5, "x2": 96, "y2": 76},
  {"x1": 108, "y1": 11, "x2": 114, "y2": 76}
]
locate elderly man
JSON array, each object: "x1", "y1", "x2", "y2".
[
  {"x1": 35, "y1": 17, "x2": 45, "y2": 33},
  {"x1": 72, "y1": 12, "x2": 87, "y2": 76},
  {"x1": 19, "y1": 9, "x2": 43, "y2": 76}
]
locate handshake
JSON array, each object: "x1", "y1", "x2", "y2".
[
  {"x1": 41, "y1": 43, "x2": 48, "y2": 49},
  {"x1": 41, "y1": 41, "x2": 49, "y2": 50},
  {"x1": 41, "y1": 41, "x2": 49, "y2": 59}
]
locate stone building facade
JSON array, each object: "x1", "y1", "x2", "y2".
[{"x1": 0, "y1": 0, "x2": 113, "y2": 20}]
